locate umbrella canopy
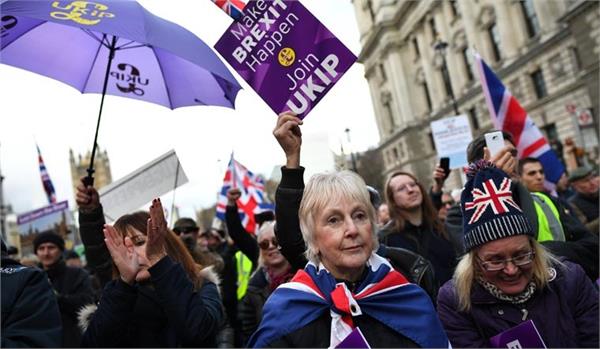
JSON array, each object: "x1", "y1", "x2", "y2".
[{"x1": 0, "y1": 0, "x2": 241, "y2": 109}]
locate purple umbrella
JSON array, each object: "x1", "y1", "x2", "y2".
[{"x1": 1, "y1": 0, "x2": 241, "y2": 184}]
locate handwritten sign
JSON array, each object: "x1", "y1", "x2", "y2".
[{"x1": 215, "y1": 0, "x2": 356, "y2": 118}]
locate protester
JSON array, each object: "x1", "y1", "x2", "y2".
[
  {"x1": 238, "y1": 221, "x2": 293, "y2": 344},
  {"x1": 568, "y1": 166, "x2": 599, "y2": 234},
  {"x1": 34, "y1": 231, "x2": 94, "y2": 347},
  {"x1": 437, "y1": 162, "x2": 599, "y2": 348},
  {"x1": 173, "y1": 217, "x2": 224, "y2": 271},
  {"x1": 248, "y1": 169, "x2": 449, "y2": 348},
  {"x1": 271, "y1": 113, "x2": 439, "y2": 300},
  {"x1": 1, "y1": 239, "x2": 62, "y2": 347},
  {"x1": 376, "y1": 202, "x2": 390, "y2": 227},
  {"x1": 80, "y1": 198, "x2": 222, "y2": 347},
  {"x1": 437, "y1": 192, "x2": 454, "y2": 223},
  {"x1": 556, "y1": 172, "x2": 576, "y2": 201},
  {"x1": 380, "y1": 170, "x2": 457, "y2": 285},
  {"x1": 448, "y1": 133, "x2": 599, "y2": 280},
  {"x1": 65, "y1": 249, "x2": 83, "y2": 268}
]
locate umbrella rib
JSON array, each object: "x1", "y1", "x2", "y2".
[
  {"x1": 81, "y1": 34, "x2": 108, "y2": 93},
  {"x1": 80, "y1": 28, "x2": 107, "y2": 47},
  {"x1": 151, "y1": 46, "x2": 175, "y2": 109}
]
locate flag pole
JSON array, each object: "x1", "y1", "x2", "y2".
[{"x1": 85, "y1": 35, "x2": 118, "y2": 187}]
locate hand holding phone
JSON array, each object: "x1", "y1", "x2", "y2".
[{"x1": 484, "y1": 131, "x2": 505, "y2": 158}]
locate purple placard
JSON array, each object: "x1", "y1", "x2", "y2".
[
  {"x1": 489, "y1": 320, "x2": 547, "y2": 348},
  {"x1": 214, "y1": 0, "x2": 357, "y2": 118},
  {"x1": 336, "y1": 327, "x2": 371, "y2": 349}
]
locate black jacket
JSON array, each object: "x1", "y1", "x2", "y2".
[
  {"x1": 238, "y1": 267, "x2": 269, "y2": 345},
  {"x1": 81, "y1": 256, "x2": 222, "y2": 348},
  {"x1": 274, "y1": 166, "x2": 439, "y2": 300},
  {"x1": 78, "y1": 206, "x2": 112, "y2": 288},
  {"x1": 1, "y1": 256, "x2": 62, "y2": 348},
  {"x1": 43, "y1": 259, "x2": 95, "y2": 347}
]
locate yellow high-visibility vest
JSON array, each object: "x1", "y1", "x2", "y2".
[
  {"x1": 236, "y1": 251, "x2": 253, "y2": 300},
  {"x1": 531, "y1": 192, "x2": 565, "y2": 242}
]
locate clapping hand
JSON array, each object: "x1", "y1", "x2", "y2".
[
  {"x1": 104, "y1": 224, "x2": 139, "y2": 285},
  {"x1": 146, "y1": 198, "x2": 167, "y2": 266}
]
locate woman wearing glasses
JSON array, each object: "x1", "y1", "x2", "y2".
[
  {"x1": 437, "y1": 162, "x2": 599, "y2": 348},
  {"x1": 238, "y1": 221, "x2": 293, "y2": 345}
]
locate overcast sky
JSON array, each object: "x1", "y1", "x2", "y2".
[{"x1": 0, "y1": 0, "x2": 380, "y2": 221}]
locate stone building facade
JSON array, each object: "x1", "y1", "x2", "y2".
[
  {"x1": 352, "y1": 0, "x2": 599, "y2": 190},
  {"x1": 69, "y1": 146, "x2": 113, "y2": 198}
]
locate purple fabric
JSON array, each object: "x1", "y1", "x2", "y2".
[{"x1": 0, "y1": 0, "x2": 241, "y2": 109}]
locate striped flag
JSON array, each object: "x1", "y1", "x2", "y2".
[
  {"x1": 211, "y1": 0, "x2": 247, "y2": 20},
  {"x1": 36, "y1": 144, "x2": 57, "y2": 204},
  {"x1": 215, "y1": 154, "x2": 271, "y2": 234},
  {"x1": 475, "y1": 53, "x2": 564, "y2": 190}
]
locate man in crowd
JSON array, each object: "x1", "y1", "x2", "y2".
[
  {"x1": 568, "y1": 166, "x2": 599, "y2": 234},
  {"x1": 34, "y1": 232, "x2": 95, "y2": 347},
  {"x1": 1, "y1": 240, "x2": 62, "y2": 347}
]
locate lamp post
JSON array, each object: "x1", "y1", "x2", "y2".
[
  {"x1": 434, "y1": 40, "x2": 459, "y2": 115},
  {"x1": 344, "y1": 128, "x2": 358, "y2": 173}
]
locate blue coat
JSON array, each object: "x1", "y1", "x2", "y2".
[{"x1": 437, "y1": 261, "x2": 599, "y2": 348}]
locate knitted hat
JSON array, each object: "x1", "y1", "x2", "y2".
[
  {"x1": 33, "y1": 232, "x2": 65, "y2": 252},
  {"x1": 461, "y1": 161, "x2": 534, "y2": 251}
]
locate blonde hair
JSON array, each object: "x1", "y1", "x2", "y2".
[
  {"x1": 298, "y1": 171, "x2": 378, "y2": 264},
  {"x1": 454, "y1": 237, "x2": 561, "y2": 311}
]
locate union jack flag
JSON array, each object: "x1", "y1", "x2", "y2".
[
  {"x1": 475, "y1": 52, "x2": 564, "y2": 190},
  {"x1": 248, "y1": 254, "x2": 450, "y2": 348},
  {"x1": 465, "y1": 177, "x2": 521, "y2": 224},
  {"x1": 36, "y1": 144, "x2": 57, "y2": 204},
  {"x1": 211, "y1": 0, "x2": 246, "y2": 20},
  {"x1": 216, "y1": 154, "x2": 271, "y2": 234}
]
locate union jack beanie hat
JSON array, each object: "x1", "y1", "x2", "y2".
[{"x1": 461, "y1": 160, "x2": 534, "y2": 251}]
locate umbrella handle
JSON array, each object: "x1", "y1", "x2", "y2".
[{"x1": 83, "y1": 171, "x2": 94, "y2": 187}]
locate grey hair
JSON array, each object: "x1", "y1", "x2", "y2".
[{"x1": 298, "y1": 171, "x2": 378, "y2": 264}]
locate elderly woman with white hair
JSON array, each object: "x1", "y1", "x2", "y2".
[
  {"x1": 247, "y1": 169, "x2": 449, "y2": 348},
  {"x1": 437, "y1": 162, "x2": 599, "y2": 348}
]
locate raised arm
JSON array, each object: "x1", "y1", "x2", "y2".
[{"x1": 225, "y1": 187, "x2": 259, "y2": 266}]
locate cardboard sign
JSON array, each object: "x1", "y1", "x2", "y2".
[
  {"x1": 98, "y1": 150, "x2": 188, "y2": 221},
  {"x1": 430, "y1": 114, "x2": 473, "y2": 169},
  {"x1": 215, "y1": 0, "x2": 356, "y2": 118},
  {"x1": 489, "y1": 320, "x2": 547, "y2": 348}
]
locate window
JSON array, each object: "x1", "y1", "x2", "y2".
[
  {"x1": 379, "y1": 63, "x2": 387, "y2": 82},
  {"x1": 383, "y1": 99, "x2": 396, "y2": 131},
  {"x1": 449, "y1": 0, "x2": 460, "y2": 17},
  {"x1": 468, "y1": 107, "x2": 479, "y2": 130},
  {"x1": 428, "y1": 132, "x2": 436, "y2": 151},
  {"x1": 413, "y1": 38, "x2": 420, "y2": 58},
  {"x1": 520, "y1": 0, "x2": 539, "y2": 38},
  {"x1": 488, "y1": 23, "x2": 502, "y2": 61},
  {"x1": 392, "y1": 147, "x2": 399, "y2": 161},
  {"x1": 429, "y1": 18, "x2": 438, "y2": 39},
  {"x1": 462, "y1": 47, "x2": 474, "y2": 81},
  {"x1": 530, "y1": 69, "x2": 547, "y2": 99},
  {"x1": 423, "y1": 82, "x2": 432, "y2": 112}
]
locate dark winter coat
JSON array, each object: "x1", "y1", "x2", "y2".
[
  {"x1": 81, "y1": 256, "x2": 223, "y2": 348},
  {"x1": 44, "y1": 259, "x2": 95, "y2": 347},
  {"x1": 1, "y1": 256, "x2": 62, "y2": 348},
  {"x1": 238, "y1": 267, "x2": 269, "y2": 345},
  {"x1": 437, "y1": 261, "x2": 599, "y2": 348}
]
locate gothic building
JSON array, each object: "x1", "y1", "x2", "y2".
[
  {"x1": 352, "y1": 0, "x2": 599, "y2": 188},
  {"x1": 69, "y1": 146, "x2": 113, "y2": 198}
]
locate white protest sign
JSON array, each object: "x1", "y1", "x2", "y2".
[
  {"x1": 99, "y1": 150, "x2": 188, "y2": 222},
  {"x1": 431, "y1": 115, "x2": 473, "y2": 169}
]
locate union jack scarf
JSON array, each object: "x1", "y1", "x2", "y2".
[{"x1": 248, "y1": 253, "x2": 450, "y2": 348}]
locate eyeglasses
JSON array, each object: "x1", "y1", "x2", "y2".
[
  {"x1": 396, "y1": 182, "x2": 419, "y2": 193},
  {"x1": 258, "y1": 238, "x2": 278, "y2": 250},
  {"x1": 442, "y1": 201, "x2": 454, "y2": 207},
  {"x1": 173, "y1": 227, "x2": 198, "y2": 235},
  {"x1": 477, "y1": 251, "x2": 535, "y2": 271}
]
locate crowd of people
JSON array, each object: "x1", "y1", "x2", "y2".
[{"x1": 1, "y1": 111, "x2": 598, "y2": 348}]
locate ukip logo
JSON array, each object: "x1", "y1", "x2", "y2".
[
  {"x1": 112, "y1": 63, "x2": 149, "y2": 96},
  {"x1": 50, "y1": 1, "x2": 115, "y2": 25}
]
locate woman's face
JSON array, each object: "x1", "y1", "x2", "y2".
[
  {"x1": 389, "y1": 174, "x2": 423, "y2": 211},
  {"x1": 313, "y1": 195, "x2": 374, "y2": 281},
  {"x1": 128, "y1": 229, "x2": 151, "y2": 282},
  {"x1": 476, "y1": 235, "x2": 534, "y2": 295},
  {"x1": 258, "y1": 227, "x2": 286, "y2": 268}
]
